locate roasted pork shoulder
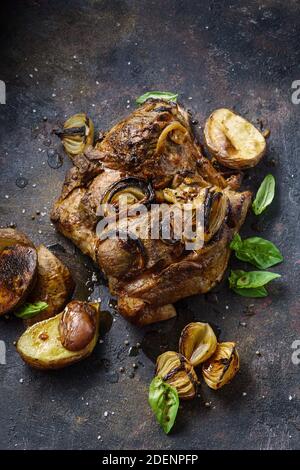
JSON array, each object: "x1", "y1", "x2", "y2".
[{"x1": 51, "y1": 100, "x2": 251, "y2": 325}]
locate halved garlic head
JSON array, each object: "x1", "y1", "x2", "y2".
[
  {"x1": 179, "y1": 322, "x2": 217, "y2": 366},
  {"x1": 155, "y1": 351, "x2": 198, "y2": 400},
  {"x1": 202, "y1": 342, "x2": 239, "y2": 390},
  {"x1": 204, "y1": 109, "x2": 266, "y2": 169},
  {"x1": 58, "y1": 113, "x2": 94, "y2": 156}
]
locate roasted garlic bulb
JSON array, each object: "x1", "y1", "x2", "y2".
[
  {"x1": 179, "y1": 322, "x2": 217, "y2": 366},
  {"x1": 57, "y1": 113, "x2": 94, "y2": 156},
  {"x1": 202, "y1": 342, "x2": 239, "y2": 390},
  {"x1": 155, "y1": 351, "x2": 198, "y2": 400},
  {"x1": 204, "y1": 108, "x2": 266, "y2": 169}
]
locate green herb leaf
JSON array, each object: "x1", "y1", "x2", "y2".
[
  {"x1": 230, "y1": 233, "x2": 243, "y2": 251},
  {"x1": 230, "y1": 234, "x2": 283, "y2": 269},
  {"x1": 228, "y1": 269, "x2": 245, "y2": 289},
  {"x1": 229, "y1": 269, "x2": 280, "y2": 298},
  {"x1": 252, "y1": 174, "x2": 275, "y2": 215},
  {"x1": 136, "y1": 91, "x2": 178, "y2": 105},
  {"x1": 232, "y1": 286, "x2": 268, "y2": 298},
  {"x1": 236, "y1": 271, "x2": 280, "y2": 288},
  {"x1": 14, "y1": 301, "x2": 48, "y2": 319},
  {"x1": 149, "y1": 376, "x2": 179, "y2": 434}
]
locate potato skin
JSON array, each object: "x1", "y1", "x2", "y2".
[
  {"x1": 0, "y1": 245, "x2": 37, "y2": 315},
  {"x1": 25, "y1": 245, "x2": 75, "y2": 326},
  {"x1": 16, "y1": 302, "x2": 100, "y2": 369}
]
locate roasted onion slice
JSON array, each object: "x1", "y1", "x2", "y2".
[
  {"x1": 203, "y1": 188, "x2": 228, "y2": 242},
  {"x1": 55, "y1": 113, "x2": 94, "y2": 157},
  {"x1": 202, "y1": 342, "x2": 240, "y2": 390},
  {"x1": 101, "y1": 177, "x2": 155, "y2": 216},
  {"x1": 155, "y1": 121, "x2": 189, "y2": 154},
  {"x1": 179, "y1": 322, "x2": 217, "y2": 366},
  {"x1": 155, "y1": 351, "x2": 198, "y2": 400}
]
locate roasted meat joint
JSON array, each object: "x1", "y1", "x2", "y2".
[{"x1": 50, "y1": 99, "x2": 262, "y2": 326}]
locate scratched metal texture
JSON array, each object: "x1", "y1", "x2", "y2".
[{"x1": 0, "y1": 0, "x2": 299, "y2": 450}]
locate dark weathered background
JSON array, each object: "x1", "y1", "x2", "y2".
[{"x1": 0, "y1": 0, "x2": 299, "y2": 450}]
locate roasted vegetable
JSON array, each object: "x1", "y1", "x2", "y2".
[
  {"x1": 59, "y1": 300, "x2": 97, "y2": 351},
  {"x1": 0, "y1": 245, "x2": 37, "y2": 316},
  {"x1": 97, "y1": 232, "x2": 147, "y2": 279},
  {"x1": 155, "y1": 351, "x2": 198, "y2": 399},
  {"x1": 101, "y1": 177, "x2": 155, "y2": 216},
  {"x1": 179, "y1": 322, "x2": 217, "y2": 366},
  {"x1": 56, "y1": 113, "x2": 94, "y2": 157},
  {"x1": 202, "y1": 342, "x2": 239, "y2": 390},
  {"x1": 25, "y1": 245, "x2": 75, "y2": 326},
  {"x1": 204, "y1": 108, "x2": 266, "y2": 169},
  {"x1": 0, "y1": 228, "x2": 34, "y2": 251},
  {"x1": 155, "y1": 121, "x2": 189, "y2": 155},
  {"x1": 16, "y1": 301, "x2": 100, "y2": 369}
]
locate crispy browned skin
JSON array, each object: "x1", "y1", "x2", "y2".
[
  {"x1": 25, "y1": 245, "x2": 75, "y2": 326},
  {"x1": 0, "y1": 228, "x2": 34, "y2": 251},
  {"x1": 51, "y1": 100, "x2": 252, "y2": 325},
  {"x1": 0, "y1": 245, "x2": 38, "y2": 315}
]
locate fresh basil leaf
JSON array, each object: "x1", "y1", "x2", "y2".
[
  {"x1": 228, "y1": 269, "x2": 245, "y2": 289},
  {"x1": 14, "y1": 301, "x2": 48, "y2": 319},
  {"x1": 232, "y1": 286, "x2": 268, "y2": 298},
  {"x1": 136, "y1": 91, "x2": 178, "y2": 105},
  {"x1": 149, "y1": 376, "x2": 179, "y2": 434},
  {"x1": 230, "y1": 234, "x2": 283, "y2": 269},
  {"x1": 230, "y1": 233, "x2": 243, "y2": 251},
  {"x1": 252, "y1": 174, "x2": 275, "y2": 215},
  {"x1": 229, "y1": 269, "x2": 280, "y2": 297},
  {"x1": 236, "y1": 271, "x2": 280, "y2": 288}
]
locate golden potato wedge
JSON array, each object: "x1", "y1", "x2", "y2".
[
  {"x1": 204, "y1": 108, "x2": 266, "y2": 169},
  {"x1": 0, "y1": 228, "x2": 34, "y2": 251},
  {"x1": 0, "y1": 245, "x2": 37, "y2": 315},
  {"x1": 25, "y1": 245, "x2": 75, "y2": 326},
  {"x1": 16, "y1": 301, "x2": 100, "y2": 369}
]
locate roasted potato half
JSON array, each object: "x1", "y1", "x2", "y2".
[
  {"x1": 204, "y1": 108, "x2": 266, "y2": 169},
  {"x1": 25, "y1": 245, "x2": 75, "y2": 326},
  {"x1": 16, "y1": 301, "x2": 100, "y2": 369},
  {"x1": 0, "y1": 245, "x2": 38, "y2": 316},
  {"x1": 0, "y1": 228, "x2": 34, "y2": 251}
]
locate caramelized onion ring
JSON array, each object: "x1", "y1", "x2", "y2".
[
  {"x1": 101, "y1": 177, "x2": 155, "y2": 216},
  {"x1": 155, "y1": 121, "x2": 189, "y2": 154}
]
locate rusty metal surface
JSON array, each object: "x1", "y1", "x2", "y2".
[{"x1": 0, "y1": 0, "x2": 299, "y2": 450}]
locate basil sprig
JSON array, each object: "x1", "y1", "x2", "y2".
[
  {"x1": 252, "y1": 174, "x2": 275, "y2": 215},
  {"x1": 230, "y1": 234, "x2": 283, "y2": 269},
  {"x1": 136, "y1": 91, "x2": 178, "y2": 105},
  {"x1": 149, "y1": 376, "x2": 179, "y2": 434},
  {"x1": 229, "y1": 269, "x2": 280, "y2": 298},
  {"x1": 14, "y1": 301, "x2": 48, "y2": 319}
]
